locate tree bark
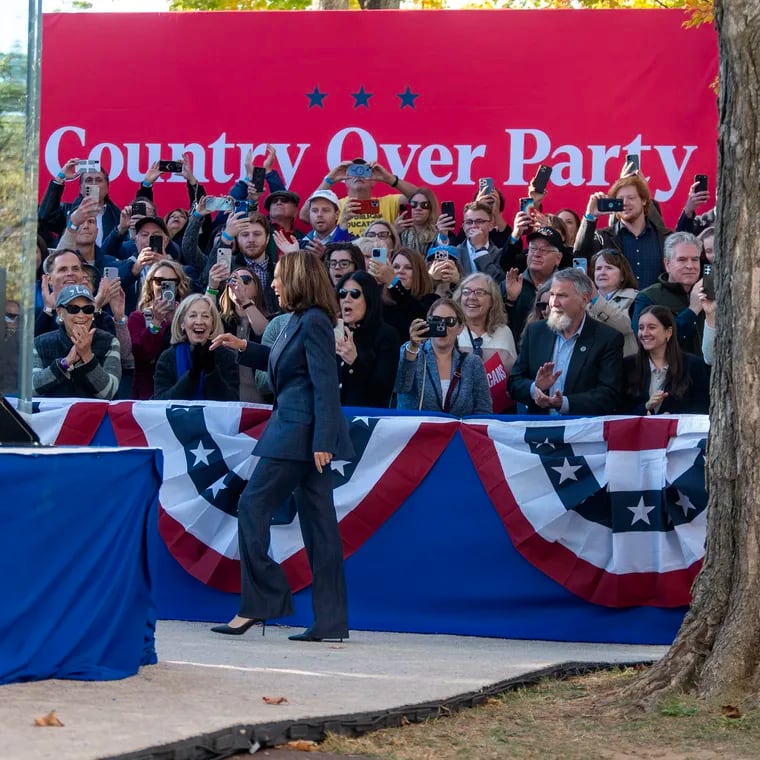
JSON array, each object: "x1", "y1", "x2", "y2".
[
  {"x1": 622, "y1": 1, "x2": 760, "y2": 707},
  {"x1": 318, "y1": 0, "x2": 349, "y2": 8},
  {"x1": 358, "y1": 0, "x2": 401, "y2": 8}
]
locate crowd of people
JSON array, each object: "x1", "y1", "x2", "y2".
[{"x1": 17, "y1": 148, "x2": 715, "y2": 417}]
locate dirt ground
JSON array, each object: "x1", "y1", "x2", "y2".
[{"x1": 265, "y1": 668, "x2": 760, "y2": 760}]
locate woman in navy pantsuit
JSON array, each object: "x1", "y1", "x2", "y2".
[{"x1": 210, "y1": 251, "x2": 355, "y2": 641}]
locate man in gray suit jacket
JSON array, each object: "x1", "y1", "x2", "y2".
[
  {"x1": 508, "y1": 268, "x2": 624, "y2": 416},
  {"x1": 455, "y1": 202, "x2": 505, "y2": 284}
]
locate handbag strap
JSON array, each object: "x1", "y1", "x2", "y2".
[{"x1": 443, "y1": 353, "x2": 465, "y2": 413}]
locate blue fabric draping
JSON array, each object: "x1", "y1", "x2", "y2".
[{"x1": 0, "y1": 448, "x2": 161, "y2": 684}]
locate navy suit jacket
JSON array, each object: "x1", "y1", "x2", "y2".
[
  {"x1": 508, "y1": 317, "x2": 624, "y2": 415},
  {"x1": 238, "y1": 307, "x2": 354, "y2": 462}
]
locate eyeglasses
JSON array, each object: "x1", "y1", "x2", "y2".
[
  {"x1": 463, "y1": 218, "x2": 491, "y2": 227},
  {"x1": 536, "y1": 301, "x2": 550, "y2": 312},
  {"x1": 365, "y1": 231, "x2": 392, "y2": 239},
  {"x1": 339, "y1": 288, "x2": 362, "y2": 300},
  {"x1": 409, "y1": 201, "x2": 431, "y2": 209},
  {"x1": 329, "y1": 259, "x2": 354, "y2": 270},
  {"x1": 63, "y1": 303, "x2": 96, "y2": 315},
  {"x1": 153, "y1": 277, "x2": 179, "y2": 286},
  {"x1": 528, "y1": 246, "x2": 559, "y2": 254},
  {"x1": 461, "y1": 288, "x2": 489, "y2": 298},
  {"x1": 228, "y1": 275, "x2": 254, "y2": 285}
]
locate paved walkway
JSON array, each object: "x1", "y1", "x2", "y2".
[{"x1": 0, "y1": 621, "x2": 668, "y2": 759}]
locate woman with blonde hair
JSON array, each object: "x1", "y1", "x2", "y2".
[
  {"x1": 127, "y1": 259, "x2": 192, "y2": 399},
  {"x1": 153, "y1": 294, "x2": 238, "y2": 401}
]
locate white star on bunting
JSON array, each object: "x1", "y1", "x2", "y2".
[
  {"x1": 330, "y1": 459, "x2": 351, "y2": 476},
  {"x1": 628, "y1": 497, "x2": 656, "y2": 526},
  {"x1": 189, "y1": 441, "x2": 214, "y2": 467},
  {"x1": 551, "y1": 458, "x2": 582, "y2": 484}
]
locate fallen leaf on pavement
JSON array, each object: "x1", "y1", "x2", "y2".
[
  {"x1": 286, "y1": 739, "x2": 317, "y2": 751},
  {"x1": 33, "y1": 710, "x2": 64, "y2": 727},
  {"x1": 262, "y1": 695, "x2": 289, "y2": 705}
]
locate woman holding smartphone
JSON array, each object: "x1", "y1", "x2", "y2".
[{"x1": 209, "y1": 250, "x2": 354, "y2": 642}]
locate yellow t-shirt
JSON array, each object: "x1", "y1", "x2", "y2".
[{"x1": 339, "y1": 195, "x2": 402, "y2": 237}]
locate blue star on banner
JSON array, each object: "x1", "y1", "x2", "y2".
[
  {"x1": 351, "y1": 85, "x2": 373, "y2": 109},
  {"x1": 306, "y1": 86, "x2": 327, "y2": 108},
  {"x1": 397, "y1": 86, "x2": 419, "y2": 109}
]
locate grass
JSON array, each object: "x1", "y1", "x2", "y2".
[{"x1": 315, "y1": 668, "x2": 760, "y2": 760}]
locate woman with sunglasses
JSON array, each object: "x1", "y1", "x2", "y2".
[
  {"x1": 335, "y1": 271, "x2": 399, "y2": 408},
  {"x1": 33, "y1": 284, "x2": 121, "y2": 399},
  {"x1": 623, "y1": 305, "x2": 709, "y2": 415},
  {"x1": 396, "y1": 188, "x2": 441, "y2": 256},
  {"x1": 128, "y1": 259, "x2": 191, "y2": 399},
  {"x1": 364, "y1": 220, "x2": 401, "y2": 255},
  {"x1": 217, "y1": 267, "x2": 270, "y2": 402},
  {"x1": 395, "y1": 298, "x2": 492, "y2": 415}
]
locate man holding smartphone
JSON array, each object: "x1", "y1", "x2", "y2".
[
  {"x1": 574, "y1": 171, "x2": 671, "y2": 290},
  {"x1": 454, "y1": 202, "x2": 505, "y2": 284},
  {"x1": 300, "y1": 190, "x2": 355, "y2": 252},
  {"x1": 299, "y1": 158, "x2": 418, "y2": 237}
]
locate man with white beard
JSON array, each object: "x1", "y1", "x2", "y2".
[{"x1": 507, "y1": 268, "x2": 624, "y2": 415}]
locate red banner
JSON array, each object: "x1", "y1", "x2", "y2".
[{"x1": 40, "y1": 10, "x2": 718, "y2": 227}]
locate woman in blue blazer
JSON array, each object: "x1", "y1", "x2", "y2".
[{"x1": 210, "y1": 251, "x2": 354, "y2": 642}]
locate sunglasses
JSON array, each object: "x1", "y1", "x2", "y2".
[
  {"x1": 63, "y1": 303, "x2": 96, "y2": 315},
  {"x1": 154, "y1": 277, "x2": 179, "y2": 286},
  {"x1": 338, "y1": 288, "x2": 362, "y2": 300},
  {"x1": 229, "y1": 275, "x2": 254, "y2": 285},
  {"x1": 409, "y1": 200, "x2": 432, "y2": 209},
  {"x1": 4, "y1": 313, "x2": 19, "y2": 320}
]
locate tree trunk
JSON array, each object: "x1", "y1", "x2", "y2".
[
  {"x1": 358, "y1": 0, "x2": 401, "y2": 8},
  {"x1": 622, "y1": 1, "x2": 760, "y2": 707},
  {"x1": 318, "y1": 0, "x2": 349, "y2": 8}
]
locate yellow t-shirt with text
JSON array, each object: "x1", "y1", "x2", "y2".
[{"x1": 339, "y1": 195, "x2": 402, "y2": 237}]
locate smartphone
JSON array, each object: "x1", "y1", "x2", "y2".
[
  {"x1": 131, "y1": 201, "x2": 148, "y2": 217},
  {"x1": 251, "y1": 167, "x2": 266, "y2": 193},
  {"x1": 161, "y1": 280, "x2": 176, "y2": 304},
  {"x1": 426, "y1": 316, "x2": 448, "y2": 337},
  {"x1": 626, "y1": 153, "x2": 640, "y2": 172},
  {"x1": 234, "y1": 200, "x2": 251, "y2": 216},
  {"x1": 441, "y1": 201, "x2": 455, "y2": 220},
  {"x1": 103, "y1": 266, "x2": 119, "y2": 281},
  {"x1": 478, "y1": 177, "x2": 495, "y2": 195},
  {"x1": 76, "y1": 159, "x2": 100, "y2": 174},
  {"x1": 695, "y1": 174, "x2": 708, "y2": 194},
  {"x1": 158, "y1": 160, "x2": 183, "y2": 173},
  {"x1": 84, "y1": 185, "x2": 100, "y2": 202},
  {"x1": 434, "y1": 249, "x2": 450, "y2": 262},
  {"x1": 333, "y1": 318, "x2": 345, "y2": 342},
  {"x1": 572, "y1": 257, "x2": 588, "y2": 274},
  {"x1": 205, "y1": 196, "x2": 233, "y2": 213},
  {"x1": 371, "y1": 247, "x2": 387, "y2": 265},
  {"x1": 217, "y1": 247, "x2": 232, "y2": 272},
  {"x1": 702, "y1": 263, "x2": 715, "y2": 300},
  {"x1": 532, "y1": 164, "x2": 552, "y2": 194},
  {"x1": 355, "y1": 199, "x2": 380, "y2": 215},
  {"x1": 519, "y1": 197, "x2": 534, "y2": 213},
  {"x1": 149, "y1": 234, "x2": 163, "y2": 254},
  {"x1": 597, "y1": 197, "x2": 624, "y2": 213},
  {"x1": 346, "y1": 162, "x2": 373, "y2": 179}
]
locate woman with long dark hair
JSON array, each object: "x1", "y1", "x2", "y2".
[
  {"x1": 624, "y1": 305, "x2": 709, "y2": 414},
  {"x1": 210, "y1": 250, "x2": 354, "y2": 642},
  {"x1": 335, "y1": 270, "x2": 398, "y2": 408}
]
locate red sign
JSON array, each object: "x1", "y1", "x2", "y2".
[{"x1": 40, "y1": 10, "x2": 718, "y2": 227}]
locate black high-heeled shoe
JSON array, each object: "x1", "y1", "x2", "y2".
[
  {"x1": 210, "y1": 618, "x2": 266, "y2": 636},
  {"x1": 288, "y1": 627, "x2": 346, "y2": 643}
]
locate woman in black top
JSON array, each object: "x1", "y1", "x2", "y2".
[{"x1": 335, "y1": 270, "x2": 399, "y2": 408}]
